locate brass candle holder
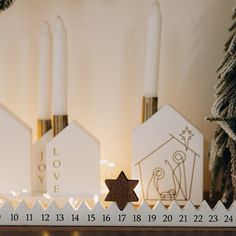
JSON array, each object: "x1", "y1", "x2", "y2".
[
  {"x1": 53, "y1": 115, "x2": 68, "y2": 136},
  {"x1": 37, "y1": 119, "x2": 52, "y2": 138},
  {"x1": 141, "y1": 96, "x2": 158, "y2": 123}
]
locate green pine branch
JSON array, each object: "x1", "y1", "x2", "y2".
[
  {"x1": 0, "y1": 0, "x2": 15, "y2": 11},
  {"x1": 206, "y1": 116, "x2": 236, "y2": 122}
]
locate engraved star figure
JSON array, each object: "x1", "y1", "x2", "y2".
[
  {"x1": 180, "y1": 126, "x2": 194, "y2": 151},
  {"x1": 105, "y1": 171, "x2": 139, "y2": 210}
]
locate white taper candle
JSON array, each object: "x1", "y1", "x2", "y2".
[
  {"x1": 52, "y1": 15, "x2": 67, "y2": 116},
  {"x1": 143, "y1": 0, "x2": 162, "y2": 97},
  {"x1": 38, "y1": 21, "x2": 52, "y2": 120}
]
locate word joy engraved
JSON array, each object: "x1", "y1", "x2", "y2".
[
  {"x1": 53, "y1": 147, "x2": 62, "y2": 193},
  {"x1": 38, "y1": 151, "x2": 46, "y2": 185}
]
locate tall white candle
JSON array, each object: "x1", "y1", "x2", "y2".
[
  {"x1": 143, "y1": 0, "x2": 162, "y2": 97},
  {"x1": 52, "y1": 16, "x2": 67, "y2": 115},
  {"x1": 38, "y1": 21, "x2": 52, "y2": 120}
]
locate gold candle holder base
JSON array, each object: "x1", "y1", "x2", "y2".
[
  {"x1": 142, "y1": 96, "x2": 158, "y2": 123},
  {"x1": 53, "y1": 115, "x2": 68, "y2": 136},
  {"x1": 37, "y1": 119, "x2": 52, "y2": 138}
]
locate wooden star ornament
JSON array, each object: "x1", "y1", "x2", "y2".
[{"x1": 105, "y1": 171, "x2": 139, "y2": 210}]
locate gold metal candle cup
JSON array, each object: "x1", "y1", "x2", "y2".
[
  {"x1": 37, "y1": 119, "x2": 52, "y2": 138},
  {"x1": 142, "y1": 96, "x2": 158, "y2": 123},
  {"x1": 53, "y1": 115, "x2": 68, "y2": 136}
]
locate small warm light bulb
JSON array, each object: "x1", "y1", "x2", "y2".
[
  {"x1": 69, "y1": 197, "x2": 79, "y2": 209},
  {"x1": 100, "y1": 160, "x2": 108, "y2": 164},
  {"x1": 43, "y1": 193, "x2": 51, "y2": 199},
  {"x1": 9, "y1": 191, "x2": 19, "y2": 197},
  {"x1": 93, "y1": 194, "x2": 99, "y2": 204},
  {"x1": 108, "y1": 162, "x2": 115, "y2": 168},
  {"x1": 73, "y1": 200, "x2": 79, "y2": 208},
  {"x1": 134, "y1": 183, "x2": 142, "y2": 204},
  {"x1": 69, "y1": 197, "x2": 75, "y2": 208},
  {"x1": 40, "y1": 193, "x2": 53, "y2": 209}
]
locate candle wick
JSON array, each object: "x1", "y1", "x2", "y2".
[
  {"x1": 40, "y1": 21, "x2": 51, "y2": 35},
  {"x1": 54, "y1": 15, "x2": 66, "y2": 33},
  {"x1": 149, "y1": 0, "x2": 160, "y2": 13}
]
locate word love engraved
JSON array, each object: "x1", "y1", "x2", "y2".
[{"x1": 53, "y1": 147, "x2": 61, "y2": 193}]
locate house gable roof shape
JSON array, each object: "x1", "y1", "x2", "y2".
[
  {"x1": 133, "y1": 104, "x2": 202, "y2": 136},
  {"x1": 132, "y1": 104, "x2": 203, "y2": 164},
  {"x1": 48, "y1": 120, "x2": 100, "y2": 145},
  {"x1": 0, "y1": 102, "x2": 31, "y2": 132},
  {"x1": 37, "y1": 129, "x2": 53, "y2": 142}
]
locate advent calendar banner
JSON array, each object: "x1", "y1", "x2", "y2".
[{"x1": 0, "y1": 200, "x2": 234, "y2": 227}]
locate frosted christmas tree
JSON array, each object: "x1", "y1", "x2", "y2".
[
  {"x1": 207, "y1": 7, "x2": 236, "y2": 203},
  {"x1": 0, "y1": 0, "x2": 15, "y2": 11}
]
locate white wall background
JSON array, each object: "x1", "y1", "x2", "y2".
[{"x1": 0, "y1": 0, "x2": 234, "y2": 191}]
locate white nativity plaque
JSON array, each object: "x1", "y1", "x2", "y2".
[
  {"x1": 0, "y1": 103, "x2": 31, "y2": 195},
  {"x1": 132, "y1": 105, "x2": 203, "y2": 205},
  {"x1": 32, "y1": 130, "x2": 53, "y2": 195},
  {"x1": 46, "y1": 121, "x2": 100, "y2": 197}
]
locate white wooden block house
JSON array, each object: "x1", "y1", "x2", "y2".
[
  {"x1": 0, "y1": 103, "x2": 31, "y2": 195},
  {"x1": 46, "y1": 121, "x2": 100, "y2": 197},
  {"x1": 132, "y1": 105, "x2": 203, "y2": 205}
]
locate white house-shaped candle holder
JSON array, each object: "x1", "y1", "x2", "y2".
[
  {"x1": 0, "y1": 103, "x2": 31, "y2": 195},
  {"x1": 132, "y1": 105, "x2": 203, "y2": 205},
  {"x1": 46, "y1": 121, "x2": 100, "y2": 197}
]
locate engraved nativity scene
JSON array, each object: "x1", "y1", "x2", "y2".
[{"x1": 132, "y1": 105, "x2": 203, "y2": 205}]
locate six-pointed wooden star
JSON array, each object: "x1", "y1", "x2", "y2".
[{"x1": 105, "y1": 171, "x2": 139, "y2": 210}]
